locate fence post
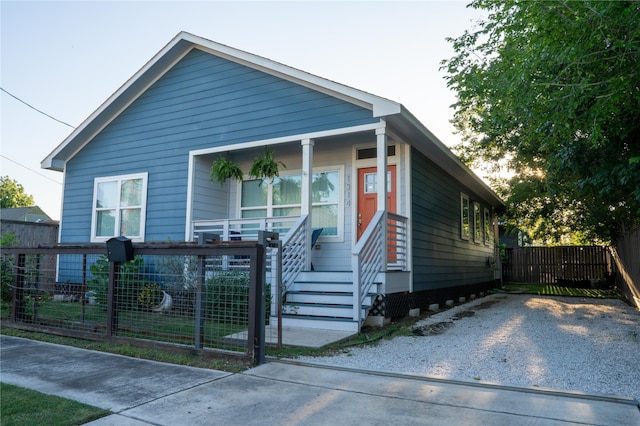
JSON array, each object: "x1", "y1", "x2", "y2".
[
  {"x1": 194, "y1": 255, "x2": 205, "y2": 349},
  {"x1": 249, "y1": 236, "x2": 270, "y2": 366}
]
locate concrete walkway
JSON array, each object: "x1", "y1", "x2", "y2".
[{"x1": 1, "y1": 335, "x2": 638, "y2": 425}]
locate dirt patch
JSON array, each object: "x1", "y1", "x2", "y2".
[
  {"x1": 412, "y1": 321, "x2": 454, "y2": 336},
  {"x1": 452, "y1": 310, "x2": 475, "y2": 320},
  {"x1": 474, "y1": 300, "x2": 500, "y2": 310}
]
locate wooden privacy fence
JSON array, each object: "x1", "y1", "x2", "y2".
[
  {"x1": 611, "y1": 227, "x2": 640, "y2": 308},
  {"x1": 503, "y1": 246, "x2": 612, "y2": 285}
]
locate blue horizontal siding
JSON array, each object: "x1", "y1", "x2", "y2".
[
  {"x1": 411, "y1": 147, "x2": 495, "y2": 291},
  {"x1": 60, "y1": 48, "x2": 377, "y2": 243}
]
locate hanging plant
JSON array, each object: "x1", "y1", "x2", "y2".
[
  {"x1": 210, "y1": 156, "x2": 244, "y2": 186},
  {"x1": 249, "y1": 148, "x2": 286, "y2": 185}
]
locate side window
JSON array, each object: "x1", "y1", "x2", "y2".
[
  {"x1": 484, "y1": 208, "x2": 491, "y2": 245},
  {"x1": 474, "y1": 202, "x2": 482, "y2": 243},
  {"x1": 91, "y1": 173, "x2": 148, "y2": 242},
  {"x1": 460, "y1": 193, "x2": 470, "y2": 240}
]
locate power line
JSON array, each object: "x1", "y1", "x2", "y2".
[
  {"x1": 0, "y1": 154, "x2": 63, "y2": 185},
  {"x1": 1, "y1": 87, "x2": 75, "y2": 129}
]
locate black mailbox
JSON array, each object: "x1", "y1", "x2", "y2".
[{"x1": 106, "y1": 236, "x2": 134, "y2": 262}]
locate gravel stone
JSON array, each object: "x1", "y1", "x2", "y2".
[{"x1": 297, "y1": 294, "x2": 640, "y2": 401}]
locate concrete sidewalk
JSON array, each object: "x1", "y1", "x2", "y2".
[{"x1": 1, "y1": 335, "x2": 638, "y2": 425}]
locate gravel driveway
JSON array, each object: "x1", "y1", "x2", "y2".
[{"x1": 298, "y1": 293, "x2": 640, "y2": 401}]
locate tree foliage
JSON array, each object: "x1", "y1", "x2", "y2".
[
  {"x1": 0, "y1": 176, "x2": 35, "y2": 209},
  {"x1": 443, "y1": 0, "x2": 640, "y2": 243}
]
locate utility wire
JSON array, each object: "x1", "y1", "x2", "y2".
[
  {"x1": 1, "y1": 87, "x2": 75, "y2": 129},
  {"x1": 0, "y1": 154, "x2": 63, "y2": 185}
]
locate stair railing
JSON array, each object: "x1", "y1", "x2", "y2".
[
  {"x1": 352, "y1": 210, "x2": 385, "y2": 325},
  {"x1": 280, "y1": 215, "x2": 309, "y2": 292}
]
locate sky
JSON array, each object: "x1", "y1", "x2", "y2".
[{"x1": 1, "y1": 0, "x2": 485, "y2": 221}]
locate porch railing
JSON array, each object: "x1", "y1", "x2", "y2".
[
  {"x1": 192, "y1": 215, "x2": 310, "y2": 301},
  {"x1": 192, "y1": 217, "x2": 300, "y2": 242},
  {"x1": 351, "y1": 211, "x2": 408, "y2": 325}
]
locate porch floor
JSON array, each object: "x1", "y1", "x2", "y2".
[{"x1": 227, "y1": 325, "x2": 357, "y2": 349}]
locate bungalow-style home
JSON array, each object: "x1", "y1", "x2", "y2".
[{"x1": 42, "y1": 32, "x2": 503, "y2": 332}]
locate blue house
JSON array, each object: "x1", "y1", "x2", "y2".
[{"x1": 42, "y1": 32, "x2": 503, "y2": 332}]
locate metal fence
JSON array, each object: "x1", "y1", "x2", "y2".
[
  {"x1": 502, "y1": 246, "x2": 613, "y2": 285},
  {"x1": 1, "y1": 242, "x2": 270, "y2": 365}
]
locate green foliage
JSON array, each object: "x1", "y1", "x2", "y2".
[
  {"x1": 137, "y1": 283, "x2": 162, "y2": 311},
  {"x1": 249, "y1": 147, "x2": 286, "y2": 185},
  {"x1": 210, "y1": 156, "x2": 244, "y2": 186},
  {"x1": 204, "y1": 271, "x2": 271, "y2": 321},
  {"x1": 0, "y1": 382, "x2": 110, "y2": 425},
  {"x1": 443, "y1": 0, "x2": 640, "y2": 243},
  {"x1": 0, "y1": 175, "x2": 35, "y2": 208},
  {"x1": 88, "y1": 255, "x2": 149, "y2": 310},
  {"x1": 1, "y1": 233, "x2": 18, "y2": 303}
]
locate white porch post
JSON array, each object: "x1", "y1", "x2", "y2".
[
  {"x1": 301, "y1": 138, "x2": 314, "y2": 270},
  {"x1": 376, "y1": 125, "x2": 388, "y2": 272}
]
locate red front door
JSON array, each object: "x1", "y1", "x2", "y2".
[{"x1": 357, "y1": 165, "x2": 396, "y2": 240}]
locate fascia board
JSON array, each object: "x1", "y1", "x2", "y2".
[
  {"x1": 186, "y1": 32, "x2": 402, "y2": 116},
  {"x1": 41, "y1": 35, "x2": 196, "y2": 171},
  {"x1": 389, "y1": 107, "x2": 504, "y2": 207}
]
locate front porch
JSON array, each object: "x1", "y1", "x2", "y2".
[{"x1": 192, "y1": 211, "x2": 409, "y2": 332}]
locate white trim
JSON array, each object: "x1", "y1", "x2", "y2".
[
  {"x1": 42, "y1": 47, "x2": 193, "y2": 171},
  {"x1": 184, "y1": 153, "x2": 197, "y2": 241},
  {"x1": 186, "y1": 34, "x2": 401, "y2": 116},
  {"x1": 403, "y1": 143, "x2": 413, "y2": 292},
  {"x1": 236, "y1": 166, "x2": 345, "y2": 243},
  {"x1": 90, "y1": 172, "x2": 148, "y2": 243},
  {"x1": 42, "y1": 31, "x2": 401, "y2": 171},
  {"x1": 189, "y1": 122, "x2": 383, "y2": 157}
]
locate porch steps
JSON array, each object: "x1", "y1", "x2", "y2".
[{"x1": 280, "y1": 271, "x2": 380, "y2": 332}]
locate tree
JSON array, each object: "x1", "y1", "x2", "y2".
[
  {"x1": 443, "y1": 0, "x2": 640, "y2": 244},
  {"x1": 0, "y1": 176, "x2": 35, "y2": 208}
]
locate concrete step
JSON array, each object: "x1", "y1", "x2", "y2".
[
  {"x1": 287, "y1": 281, "x2": 352, "y2": 293},
  {"x1": 280, "y1": 315, "x2": 360, "y2": 332},
  {"x1": 287, "y1": 291, "x2": 353, "y2": 305},
  {"x1": 288, "y1": 303, "x2": 369, "y2": 318},
  {"x1": 295, "y1": 271, "x2": 353, "y2": 282}
]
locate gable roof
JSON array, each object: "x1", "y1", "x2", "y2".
[
  {"x1": 0, "y1": 206, "x2": 53, "y2": 223},
  {"x1": 41, "y1": 31, "x2": 502, "y2": 207}
]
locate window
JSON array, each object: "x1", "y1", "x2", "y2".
[
  {"x1": 91, "y1": 173, "x2": 148, "y2": 242},
  {"x1": 484, "y1": 208, "x2": 491, "y2": 245},
  {"x1": 474, "y1": 202, "x2": 482, "y2": 243},
  {"x1": 240, "y1": 169, "x2": 341, "y2": 237},
  {"x1": 460, "y1": 193, "x2": 470, "y2": 240}
]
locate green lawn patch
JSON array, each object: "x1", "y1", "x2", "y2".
[
  {"x1": 503, "y1": 283, "x2": 621, "y2": 299},
  {"x1": 0, "y1": 382, "x2": 110, "y2": 426}
]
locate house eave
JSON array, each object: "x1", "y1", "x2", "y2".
[{"x1": 386, "y1": 107, "x2": 504, "y2": 208}]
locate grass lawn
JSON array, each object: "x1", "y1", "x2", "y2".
[
  {"x1": 502, "y1": 283, "x2": 621, "y2": 299},
  {"x1": 0, "y1": 382, "x2": 110, "y2": 426}
]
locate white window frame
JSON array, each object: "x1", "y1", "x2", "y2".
[
  {"x1": 473, "y1": 202, "x2": 482, "y2": 243},
  {"x1": 238, "y1": 166, "x2": 344, "y2": 241},
  {"x1": 484, "y1": 208, "x2": 491, "y2": 245},
  {"x1": 90, "y1": 172, "x2": 148, "y2": 243},
  {"x1": 460, "y1": 193, "x2": 470, "y2": 240}
]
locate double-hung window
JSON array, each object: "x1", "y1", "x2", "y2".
[
  {"x1": 474, "y1": 202, "x2": 482, "y2": 243},
  {"x1": 240, "y1": 169, "x2": 341, "y2": 237},
  {"x1": 91, "y1": 173, "x2": 148, "y2": 242},
  {"x1": 484, "y1": 208, "x2": 491, "y2": 245},
  {"x1": 460, "y1": 193, "x2": 470, "y2": 240}
]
